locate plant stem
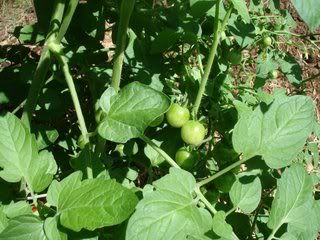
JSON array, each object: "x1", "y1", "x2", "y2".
[
  {"x1": 194, "y1": 187, "x2": 217, "y2": 214},
  {"x1": 49, "y1": 44, "x2": 89, "y2": 141},
  {"x1": 26, "y1": 194, "x2": 47, "y2": 201},
  {"x1": 140, "y1": 135, "x2": 180, "y2": 168},
  {"x1": 29, "y1": 189, "x2": 37, "y2": 206},
  {"x1": 197, "y1": 156, "x2": 250, "y2": 188},
  {"x1": 57, "y1": 0, "x2": 79, "y2": 42},
  {"x1": 12, "y1": 100, "x2": 26, "y2": 114},
  {"x1": 266, "y1": 225, "x2": 281, "y2": 240},
  {"x1": 301, "y1": 72, "x2": 320, "y2": 83},
  {"x1": 21, "y1": 0, "x2": 66, "y2": 127},
  {"x1": 111, "y1": 0, "x2": 135, "y2": 92},
  {"x1": 48, "y1": 42, "x2": 93, "y2": 179},
  {"x1": 196, "y1": 44, "x2": 204, "y2": 75},
  {"x1": 192, "y1": 3, "x2": 232, "y2": 117},
  {"x1": 226, "y1": 206, "x2": 237, "y2": 216}
]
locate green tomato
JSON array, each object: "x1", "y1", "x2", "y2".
[
  {"x1": 149, "y1": 115, "x2": 164, "y2": 127},
  {"x1": 263, "y1": 36, "x2": 272, "y2": 47},
  {"x1": 181, "y1": 120, "x2": 206, "y2": 146},
  {"x1": 166, "y1": 103, "x2": 190, "y2": 128},
  {"x1": 268, "y1": 70, "x2": 278, "y2": 79},
  {"x1": 227, "y1": 51, "x2": 242, "y2": 65},
  {"x1": 175, "y1": 147, "x2": 198, "y2": 170}
]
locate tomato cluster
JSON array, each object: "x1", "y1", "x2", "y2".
[{"x1": 165, "y1": 104, "x2": 207, "y2": 169}]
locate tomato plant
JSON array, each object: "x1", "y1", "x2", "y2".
[{"x1": 0, "y1": 0, "x2": 319, "y2": 239}]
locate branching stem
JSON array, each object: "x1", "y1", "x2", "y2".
[
  {"x1": 48, "y1": 42, "x2": 92, "y2": 179},
  {"x1": 197, "y1": 156, "x2": 250, "y2": 188}
]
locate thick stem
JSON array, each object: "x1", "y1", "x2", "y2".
[
  {"x1": 140, "y1": 135, "x2": 180, "y2": 168},
  {"x1": 197, "y1": 156, "x2": 250, "y2": 188},
  {"x1": 192, "y1": 5, "x2": 232, "y2": 117},
  {"x1": 48, "y1": 43, "x2": 93, "y2": 179},
  {"x1": 111, "y1": 0, "x2": 135, "y2": 92},
  {"x1": 57, "y1": 0, "x2": 79, "y2": 42},
  {"x1": 21, "y1": 0, "x2": 66, "y2": 127}
]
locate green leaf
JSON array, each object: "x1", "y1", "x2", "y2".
[
  {"x1": 232, "y1": 94, "x2": 315, "y2": 168},
  {"x1": 44, "y1": 217, "x2": 67, "y2": 240},
  {"x1": 150, "y1": 29, "x2": 181, "y2": 54},
  {"x1": 144, "y1": 139, "x2": 165, "y2": 166},
  {"x1": 98, "y1": 82, "x2": 170, "y2": 143},
  {"x1": 229, "y1": 19, "x2": 255, "y2": 48},
  {"x1": 229, "y1": 176, "x2": 261, "y2": 214},
  {"x1": 277, "y1": 53, "x2": 302, "y2": 84},
  {"x1": 291, "y1": 0, "x2": 320, "y2": 32},
  {"x1": 13, "y1": 24, "x2": 45, "y2": 44},
  {"x1": 0, "y1": 206, "x2": 8, "y2": 233},
  {"x1": 47, "y1": 171, "x2": 82, "y2": 207},
  {"x1": 286, "y1": 200, "x2": 320, "y2": 240},
  {"x1": 70, "y1": 145, "x2": 107, "y2": 179},
  {"x1": 212, "y1": 211, "x2": 239, "y2": 240},
  {"x1": 230, "y1": 0, "x2": 250, "y2": 23},
  {"x1": 189, "y1": 0, "x2": 215, "y2": 18},
  {"x1": 267, "y1": 164, "x2": 313, "y2": 233},
  {"x1": 0, "y1": 215, "x2": 47, "y2": 240},
  {"x1": 99, "y1": 87, "x2": 117, "y2": 113},
  {"x1": 48, "y1": 172, "x2": 138, "y2": 231},
  {"x1": 35, "y1": 127, "x2": 59, "y2": 150},
  {"x1": 280, "y1": 233, "x2": 297, "y2": 240},
  {"x1": 126, "y1": 168, "x2": 212, "y2": 240},
  {"x1": 3, "y1": 201, "x2": 32, "y2": 218},
  {"x1": 0, "y1": 113, "x2": 57, "y2": 192}
]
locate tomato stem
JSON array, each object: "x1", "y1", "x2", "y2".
[
  {"x1": 21, "y1": 0, "x2": 66, "y2": 127},
  {"x1": 140, "y1": 135, "x2": 180, "y2": 169},
  {"x1": 57, "y1": 0, "x2": 79, "y2": 42},
  {"x1": 48, "y1": 42, "x2": 93, "y2": 179},
  {"x1": 111, "y1": 0, "x2": 136, "y2": 92},
  {"x1": 192, "y1": 3, "x2": 232, "y2": 117},
  {"x1": 196, "y1": 156, "x2": 250, "y2": 188},
  {"x1": 194, "y1": 187, "x2": 217, "y2": 214}
]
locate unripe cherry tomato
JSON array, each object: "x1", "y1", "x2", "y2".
[
  {"x1": 268, "y1": 70, "x2": 278, "y2": 79},
  {"x1": 263, "y1": 36, "x2": 272, "y2": 47},
  {"x1": 166, "y1": 103, "x2": 190, "y2": 128},
  {"x1": 175, "y1": 147, "x2": 198, "y2": 170},
  {"x1": 181, "y1": 120, "x2": 206, "y2": 146}
]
